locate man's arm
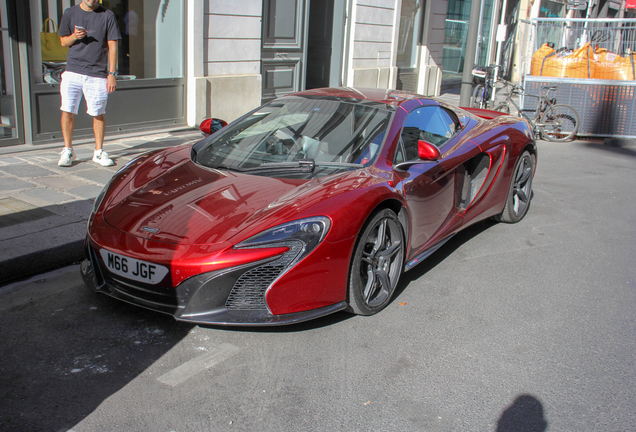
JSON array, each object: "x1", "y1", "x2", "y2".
[{"x1": 106, "y1": 40, "x2": 118, "y2": 94}]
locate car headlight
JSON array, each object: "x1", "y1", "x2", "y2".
[{"x1": 234, "y1": 216, "x2": 331, "y2": 265}]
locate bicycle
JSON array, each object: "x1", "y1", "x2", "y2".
[
  {"x1": 470, "y1": 64, "x2": 501, "y2": 110},
  {"x1": 493, "y1": 79, "x2": 579, "y2": 142}
]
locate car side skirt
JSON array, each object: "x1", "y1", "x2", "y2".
[{"x1": 404, "y1": 234, "x2": 455, "y2": 271}]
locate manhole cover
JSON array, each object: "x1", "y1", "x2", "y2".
[{"x1": 0, "y1": 198, "x2": 55, "y2": 229}]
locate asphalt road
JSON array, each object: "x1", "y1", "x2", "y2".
[{"x1": 1, "y1": 139, "x2": 635, "y2": 431}]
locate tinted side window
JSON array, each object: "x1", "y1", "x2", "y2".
[{"x1": 401, "y1": 106, "x2": 459, "y2": 159}]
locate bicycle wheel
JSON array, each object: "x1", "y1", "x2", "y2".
[
  {"x1": 539, "y1": 104, "x2": 579, "y2": 142},
  {"x1": 471, "y1": 84, "x2": 485, "y2": 109},
  {"x1": 494, "y1": 103, "x2": 510, "y2": 114}
]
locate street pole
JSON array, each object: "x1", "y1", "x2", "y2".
[{"x1": 459, "y1": 0, "x2": 482, "y2": 107}]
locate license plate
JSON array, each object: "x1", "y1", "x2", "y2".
[{"x1": 99, "y1": 249, "x2": 169, "y2": 285}]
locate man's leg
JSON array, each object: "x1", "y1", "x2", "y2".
[
  {"x1": 58, "y1": 111, "x2": 77, "y2": 166},
  {"x1": 91, "y1": 114, "x2": 114, "y2": 166},
  {"x1": 93, "y1": 114, "x2": 105, "y2": 151},
  {"x1": 61, "y1": 111, "x2": 74, "y2": 148},
  {"x1": 59, "y1": 72, "x2": 83, "y2": 166}
]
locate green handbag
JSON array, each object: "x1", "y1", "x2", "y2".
[{"x1": 41, "y1": 18, "x2": 69, "y2": 62}]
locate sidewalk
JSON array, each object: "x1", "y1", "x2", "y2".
[{"x1": 0, "y1": 127, "x2": 203, "y2": 284}]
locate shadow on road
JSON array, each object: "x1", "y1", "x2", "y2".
[
  {"x1": 581, "y1": 139, "x2": 636, "y2": 159},
  {"x1": 0, "y1": 267, "x2": 193, "y2": 432},
  {"x1": 395, "y1": 218, "x2": 499, "y2": 299},
  {"x1": 496, "y1": 394, "x2": 548, "y2": 432}
]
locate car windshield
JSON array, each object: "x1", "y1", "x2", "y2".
[{"x1": 194, "y1": 97, "x2": 392, "y2": 174}]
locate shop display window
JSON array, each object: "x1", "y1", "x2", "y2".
[{"x1": 34, "y1": 0, "x2": 184, "y2": 83}]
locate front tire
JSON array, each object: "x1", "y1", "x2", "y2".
[
  {"x1": 494, "y1": 151, "x2": 535, "y2": 223},
  {"x1": 347, "y1": 209, "x2": 405, "y2": 315}
]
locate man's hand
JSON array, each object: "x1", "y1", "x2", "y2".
[
  {"x1": 60, "y1": 27, "x2": 87, "y2": 47},
  {"x1": 107, "y1": 75, "x2": 117, "y2": 94},
  {"x1": 74, "y1": 26, "x2": 87, "y2": 40}
]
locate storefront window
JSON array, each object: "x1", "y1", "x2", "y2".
[
  {"x1": 539, "y1": 0, "x2": 565, "y2": 18},
  {"x1": 107, "y1": 0, "x2": 184, "y2": 79},
  {"x1": 0, "y1": 2, "x2": 17, "y2": 140},
  {"x1": 32, "y1": 0, "x2": 184, "y2": 82},
  {"x1": 397, "y1": 0, "x2": 421, "y2": 69},
  {"x1": 442, "y1": 0, "x2": 495, "y2": 76}
]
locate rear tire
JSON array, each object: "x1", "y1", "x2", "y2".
[
  {"x1": 539, "y1": 104, "x2": 579, "y2": 142},
  {"x1": 494, "y1": 151, "x2": 535, "y2": 224},
  {"x1": 347, "y1": 209, "x2": 405, "y2": 316}
]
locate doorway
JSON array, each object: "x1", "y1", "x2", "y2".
[{"x1": 261, "y1": 0, "x2": 344, "y2": 103}]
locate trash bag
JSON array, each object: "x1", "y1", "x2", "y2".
[
  {"x1": 535, "y1": 42, "x2": 597, "y2": 78},
  {"x1": 530, "y1": 43, "x2": 555, "y2": 76},
  {"x1": 593, "y1": 47, "x2": 636, "y2": 80}
]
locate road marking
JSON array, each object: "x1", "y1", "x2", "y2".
[{"x1": 157, "y1": 343, "x2": 240, "y2": 386}]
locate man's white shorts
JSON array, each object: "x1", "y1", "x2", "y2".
[{"x1": 60, "y1": 71, "x2": 109, "y2": 116}]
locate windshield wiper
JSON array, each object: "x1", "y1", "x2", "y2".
[
  {"x1": 238, "y1": 159, "x2": 316, "y2": 173},
  {"x1": 215, "y1": 159, "x2": 363, "y2": 174},
  {"x1": 213, "y1": 164, "x2": 238, "y2": 171},
  {"x1": 314, "y1": 161, "x2": 363, "y2": 168}
]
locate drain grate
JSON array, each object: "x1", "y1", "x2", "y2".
[{"x1": 0, "y1": 198, "x2": 55, "y2": 229}]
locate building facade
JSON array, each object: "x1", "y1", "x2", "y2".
[
  {"x1": 5, "y1": 0, "x2": 623, "y2": 148},
  {"x1": 0, "y1": 0, "x2": 458, "y2": 147}
]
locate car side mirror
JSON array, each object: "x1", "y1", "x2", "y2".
[
  {"x1": 418, "y1": 139, "x2": 440, "y2": 161},
  {"x1": 199, "y1": 118, "x2": 227, "y2": 136}
]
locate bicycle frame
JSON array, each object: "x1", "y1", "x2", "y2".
[{"x1": 499, "y1": 84, "x2": 555, "y2": 132}]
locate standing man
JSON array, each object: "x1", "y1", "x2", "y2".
[{"x1": 57, "y1": 0, "x2": 121, "y2": 167}]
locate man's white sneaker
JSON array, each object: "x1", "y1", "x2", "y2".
[
  {"x1": 58, "y1": 147, "x2": 76, "y2": 167},
  {"x1": 93, "y1": 150, "x2": 115, "y2": 167}
]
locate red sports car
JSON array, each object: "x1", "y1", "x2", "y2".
[{"x1": 81, "y1": 87, "x2": 536, "y2": 326}]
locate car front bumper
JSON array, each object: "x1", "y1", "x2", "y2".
[{"x1": 80, "y1": 248, "x2": 347, "y2": 326}]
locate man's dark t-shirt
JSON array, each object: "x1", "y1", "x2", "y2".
[{"x1": 59, "y1": 5, "x2": 121, "y2": 78}]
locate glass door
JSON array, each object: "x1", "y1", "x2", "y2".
[{"x1": 0, "y1": 0, "x2": 23, "y2": 146}]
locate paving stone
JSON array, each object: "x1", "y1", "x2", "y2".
[
  {"x1": 0, "y1": 177, "x2": 35, "y2": 193},
  {"x1": 0, "y1": 157, "x2": 26, "y2": 165},
  {"x1": 100, "y1": 143, "x2": 127, "y2": 151},
  {"x1": 0, "y1": 198, "x2": 56, "y2": 229},
  {"x1": 29, "y1": 155, "x2": 59, "y2": 163},
  {"x1": 25, "y1": 151, "x2": 61, "y2": 163},
  {"x1": 72, "y1": 168, "x2": 116, "y2": 185},
  {"x1": 118, "y1": 138, "x2": 149, "y2": 145},
  {"x1": 62, "y1": 198, "x2": 95, "y2": 217},
  {"x1": 40, "y1": 159, "x2": 97, "y2": 173},
  {"x1": 74, "y1": 148, "x2": 96, "y2": 159},
  {"x1": 20, "y1": 188, "x2": 75, "y2": 205},
  {"x1": 67, "y1": 185, "x2": 104, "y2": 200},
  {"x1": 31, "y1": 175, "x2": 91, "y2": 190},
  {"x1": 0, "y1": 164, "x2": 57, "y2": 178}
]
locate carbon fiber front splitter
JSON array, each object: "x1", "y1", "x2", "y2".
[{"x1": 80, "y1": 257, "x2": 347, "y2": 326}]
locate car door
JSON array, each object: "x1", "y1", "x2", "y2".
[{"x1": 395, "y1": 104, "x2": 480, "y2": 258}]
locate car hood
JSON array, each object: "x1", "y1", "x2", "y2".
[{"x1": 102, "y1": 149, "x2": 375, "y2": 245}]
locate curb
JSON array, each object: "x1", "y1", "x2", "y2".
[{"x1": 0, "y1": 240, "x2": 84, "y2": 286}]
